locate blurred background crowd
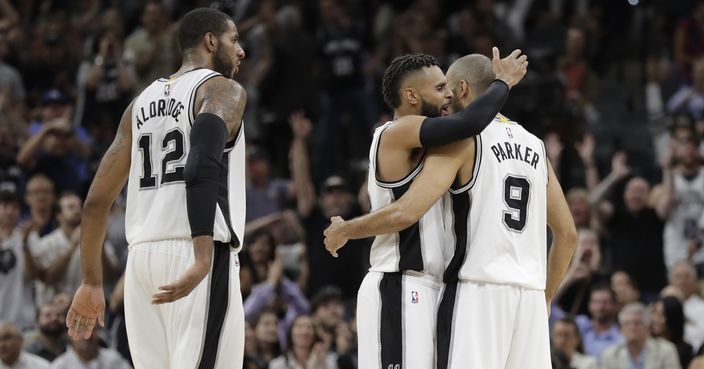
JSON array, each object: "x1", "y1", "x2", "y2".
[{"x1": 1, "y1": 0, "x2": 704, "y2": 368}]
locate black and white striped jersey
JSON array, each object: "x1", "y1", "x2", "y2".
[
  {"x1": 125, "y1": 68, "x2": 245, "y2": 250},
  {"x1": 443, "y1": 117, "x2": 548, "y2": 289},
  {"x1": 366, "y1": 121, "x2": 450, "y2": 279}
]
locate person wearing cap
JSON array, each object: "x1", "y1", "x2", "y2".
[{"x1": 16, "y1": 89, "x2": 91, "y2": 194}]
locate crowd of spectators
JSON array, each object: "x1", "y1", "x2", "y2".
[{"x1": 1, "y1": 0, "x2": 704, "y2": 368}]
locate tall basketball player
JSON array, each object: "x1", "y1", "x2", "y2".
[
  {"x1": 323, "y1": 50, "x2": 527, "y2": 369},
  {"x1": 66, "y1": 8, "x2": 247, "y2": 369},
  {"x1": 324, "y1": 52, "x2": 576, "y2": 369}
]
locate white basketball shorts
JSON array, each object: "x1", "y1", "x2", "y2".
[
  {"x1": 357, "y1": 271, "x2": 442, "y2": 369},
  {"x1": 436, "y1": 280, "x2": 551, "y2": 369},
  {"x1": 124, "y1": 239, "x2": 244, "y2": 369}
]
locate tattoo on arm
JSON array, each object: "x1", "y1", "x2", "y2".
[
  {"x1": 198, "y1": 78, "x2": 247, "y2": 138},
  {"x1": 96, "y1": 102, "x2": 133, "y2": 178}
]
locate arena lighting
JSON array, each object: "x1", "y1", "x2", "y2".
[{"x1": 628, "y1": 0, "x2": 639, "y2": 5}]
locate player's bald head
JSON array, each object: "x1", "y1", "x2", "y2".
[{"x1": 446, "y1": 54, "x2": 495, "y2": 96}]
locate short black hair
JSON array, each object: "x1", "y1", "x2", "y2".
[
  {"x1": 310, "y1": 286, "x2": 343, "y2": 313},
  {"x1": 0, "y1": 190, "x2": 19, "y2": 206},
  {"x1": 178, "y1": 8, "x2": 232, "y2": 52},
  {"x1": 590, "y1": 284, "x2": 617, "y2": 303},
  {"x1": 382, "y1": 54, "x2": 440, "y2": 109}
]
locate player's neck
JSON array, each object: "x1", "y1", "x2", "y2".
[
  {"x1": 173, "y1": 53, "x2": 212, "y2": 79},
  {"x1": 393, "y1": 106, "x2": 419, "y2": 120}
]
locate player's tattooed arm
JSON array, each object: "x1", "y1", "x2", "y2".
[
  {"x1": 324, "y1": 140, "x2": 471, "y2": 256},
  {"x1": 68, "y1": 100, "x2": 133, "y2": 340},
  {"x1": 196, "y1": 76, "x2": 247, "y2": 140},
  {"x1": 82, "y1": 100, "x2": 133, "y2": 285}
]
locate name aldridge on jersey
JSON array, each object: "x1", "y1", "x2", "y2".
[
  {"x1": 135, "y1": 98, "x2": 186, "y2": 129},
  {"x1": 125, "y1": 69, "x2": 246, "y2": 250}
]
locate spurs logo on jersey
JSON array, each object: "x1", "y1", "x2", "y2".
[
  {"x1": 443, "y1": 117, "x2": 548, "y2": 289},
  {"x1": 125, "y1": 68, "x2": 246, "y2": 250},
  {"x1": 366, "y1": 122, "x2": 449, "y2": 278}
]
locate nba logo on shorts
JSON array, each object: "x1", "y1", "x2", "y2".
[
  {"x1": 164, "y1": 83, "x2": 171, "y2": 97},
  {"x1": 411, "y1": 291, "x2": 419, "y2": 304}
]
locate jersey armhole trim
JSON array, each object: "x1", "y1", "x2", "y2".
[
  {"x1": 540, "y1": 139, "x2": 548, "y2": 184},
  {"x1": 223, "y1": 121, "x2": 244, "y2": 153},
  {"x1": 188, "y1": 72, "x2": 223, "y2": 125},
  {"x1": 449, "y1": 135, "x2": 483, "y2": 194},
  {"x1": 374, "y1": 125, "x2": 427, "y2": 189}
]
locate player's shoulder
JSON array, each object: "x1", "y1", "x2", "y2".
[{"x1": 200, "y1": 76, "x2": 246, "y2": 97}]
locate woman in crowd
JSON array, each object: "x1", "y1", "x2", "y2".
[
  {"x1": 269, "y1": 314, "x2": 338, "y2": 369},
  {"x1": 651, "y1": 296, "x2": 694, "y2": 368}
]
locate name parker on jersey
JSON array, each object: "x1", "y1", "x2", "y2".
[
  {"x1": 136, "y1": 98, "x2": 185, "y2": 129},
  {"x1": 490, "y1": 141, "x2": 541, "y2": 169}
]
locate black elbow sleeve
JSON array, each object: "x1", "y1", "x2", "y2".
[
  {"x1": 419, "y1": 80, "x2": 509, "y2": 147},
  {"x1": 185, "y1": 113, "x2": 229, "y2": 237}
]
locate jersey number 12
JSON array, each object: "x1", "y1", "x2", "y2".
[{"x1": 137, "y1": 129, "x2": 186, "y2": 189}]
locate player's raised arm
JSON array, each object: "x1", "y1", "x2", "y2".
[
  {"x1": 151, "y1": 77, "x2": 246, "y2": 305},
  {"x1": 68, "y1": 100, "x2": 134, "y2": 340},
  {"x1": 381, "y1": 48, "x2": 527, "y2": 151},
  {"x1": 324, "y1": 140, "x2": 471, "y2": 256},
  {"x1": 545, "y1": 159, "x2": 578, "y2": 309}
]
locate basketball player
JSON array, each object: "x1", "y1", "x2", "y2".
[
  {"x1": 324, "y1": 53, "x2": 576, "y2": 369},
  {"x1": 323, "y1": 49, "x2": 527, "y2": 369},
  {"x1": 65, "y1": 8, "x2": 247, "y2": 369}
]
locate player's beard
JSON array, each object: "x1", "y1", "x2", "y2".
[
  {"x1": 40, "y1": 322, "x2": 66, "y2": 338},
  {"x1": 212, "y1": 44, "x2": 235, "y2": 79},
  {"x1": 419, "y1": 98, "x2": 442, "y2": 118}
]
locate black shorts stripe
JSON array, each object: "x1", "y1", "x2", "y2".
[
  {"x1": 443, "y1": 193, "x2": 470, "y2": 283},
  {"x1": 197, "y1": 243, "x2": 230, "y2": 369},
  {"x1": 391, "y1": 184, "x2": 424, "y2": 271},
  {"x1": 379, "y1": 272, "x2": 403, "y2": 369},
  {"x1": 437, "y1": 281, "x2": 459, "y2": 369},
  {"x1": 217, "y1": 152, "x2": 239, "y2": 248}
]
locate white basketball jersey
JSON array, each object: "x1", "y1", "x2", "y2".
[
  {"x1": 366, "y1": 122, "x2": 448, "y2": 279},
  {"x1": 443, "y1": 118, "x2": 548, "y2": 289},
  {"x1": 665, "y1": 170, "x2": 704, "y2": 267},
  {"x1": 125, "y1": 68, "x2": 246, "y2": 251}
]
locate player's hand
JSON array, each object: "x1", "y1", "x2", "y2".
[
  {"x1": 492, "y1": 47, "x2": 528, "y2": 89},
  {"x1": 67, "y1": 283, "x2": 105, "y2": 340},
  {"x1": 323, "y1": 216, "x2": 349, "y2": 257},
  {"x1": 152, "y1": 261, "x2": 210, "y2": 304}
]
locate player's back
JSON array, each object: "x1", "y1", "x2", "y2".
[
  {"x1": 125, "y1": 68, "x2": 245, "y2": 249},
  {"x1": 443, "y1": 117, "x2": 548, "y2": 289},
  {"x1": 366, "y1": 122, "x2": 448, "y2": 279}
]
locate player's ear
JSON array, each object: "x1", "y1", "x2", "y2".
[
  {"x1": 403, "y1": 88, "x2": 418, "y2": 105},
  {"x1": 460, "y1": 80, "x2": 470, "y2": 99},
  {"x1": 205, "y1": 32, "x2": 218, "y2": 53}
]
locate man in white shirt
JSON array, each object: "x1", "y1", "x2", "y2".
[
  {"x1": 33, "y1": 192, "x2": 119, "y2": 306},
  {"x1": 0, "y1": 191, "x2": 41, "y2": 330},
  {"x1": 49, "y1": 329, "x2": 131, "y2": 369},
  {"x1": 668, "y1": 261, "x2": 704, "y2": 351},
  {"x1": 0, "y1": 322, "x2": 50, "y2": 369}
]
